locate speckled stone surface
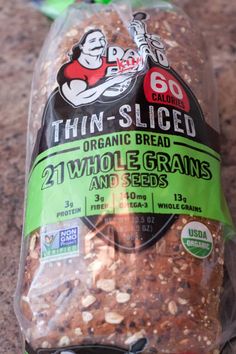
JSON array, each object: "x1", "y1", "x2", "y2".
[{"x1": 0, "y1": 0, "x2": 235, "y2": 353}]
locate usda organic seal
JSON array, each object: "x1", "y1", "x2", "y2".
[{"x1": 181, "y1": 221, "x2": 213, "y2": 259}]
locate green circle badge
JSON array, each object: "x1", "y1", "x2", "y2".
[{"x1": 181, "y1": 221, "x2": 213, "y2": 259}]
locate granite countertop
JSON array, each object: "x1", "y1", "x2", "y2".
[{"x1": 0, "y1": 0, "x2": 236, "y2": 353}]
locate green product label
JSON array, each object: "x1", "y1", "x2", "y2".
[
  {"x1": 25, "y1": 11, "x2": 233, "y2": 254},
  {"x1": 38, "y1": 0, "x2": 75, "y2": 19},
  {"x1": 95, "y1": 0, "x2": 112, "y2": 4},
  {"x1": 25, "y1": 131, "x2": 231, "y2": 236}
]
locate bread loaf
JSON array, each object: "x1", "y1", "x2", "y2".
[{"x1": 15, "y1": 1, "x2": 232, "y2": 354}]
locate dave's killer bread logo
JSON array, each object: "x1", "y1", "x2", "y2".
[
  {"x1": 26, "y1": 338, "x2": 148, "y2": 354},
  {"x1": 35, "y1": 12, "x2": 211, "y2": 252},
  {"x1": 57, "y1": 12, "x2": 190, "y2": 111},
  {"x1": 57, "y1": 12, "x2": 171, "y2": 106}
]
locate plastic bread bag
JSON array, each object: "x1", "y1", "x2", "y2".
[{"x1": 14, "y1": 0, "x2": 236, "y2": 353}]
